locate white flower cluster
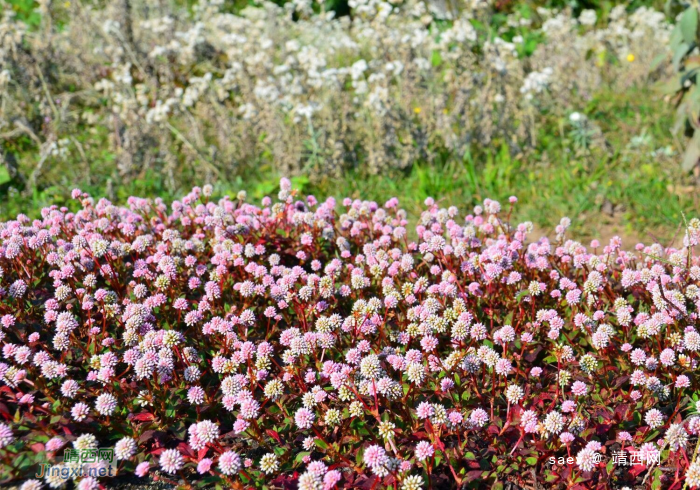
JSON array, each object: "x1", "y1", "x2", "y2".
[{"x1": 0, "y1": 0, "x2": 673, "y2": 183}]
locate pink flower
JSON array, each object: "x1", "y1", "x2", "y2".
[
  {"x1": 45, "y1": 437, "x2": 64, "y2": 452},
  {"x1": 173, "y1": 298, "x2": 188, "y2": 310},
  {"x1": 71, "y1": 402, "x2": 90, "y2": 422},
  {"x1": 645, "y1": 409, "x2": 664, "y2": 429},
  {"x1": 159, "y1": 449, "x2": 183, "y2": 474},
  {"x1": 585, "y1": 441, "x2": 602, "y2": 452},
  {"x1": 1, "y1": 315, "x2": 15, "y2": 328},
  {"x1": 638, "y1": 442, "x2": 660, "y2": 464},
  {"x1": 440, "y1": 378, "x2": 455, "y2": 392},
  {"x1": 560, "y1": 432, "x2": 575, "y2": 444},
  {"x1": 448, "y1": 411, "x2": 463, "y2": 426},
  {"x1": 495, "y1": 358, "x2": 512, "y2": 376},
  {"x1": 415, "y1": 441, "x2": 434, "y2": 462},
  {"x1": 617, "y1": 431, "x2": 632, "y2": 442},
  {"x1": 571, "y1": 381, "x2": 587, "y2": 397},
  {"x1": 218, "y1": 451, "x2": 241, "y2": 475},
  {"x1": 94, "y1": 393, "x2": 117, "y2": 415},
  {"x1": 470, "y1": 409, "x2": 489, "y2": 427},
  {"x1": 78, "y1": 477, "x2": 99, "y2": 490},
  {"x1": 0, "y1": 424, "x2": 14, "y2": 448},
  {"x1": 18, "y1": 394, "x2": 34, "y2": 405},
  {"x1": 324, "y1": 469, "x2": 342, "y2": 489},
  {"x1": 197, "y1": 458, "x2": 213, "y2": 474},
  {"x1": 295, "y1": 408, "x2": 315, "y2": 430},
  {"x1": 363, "y1": 445, "x2": 388, "y2": 469},
  {"x1": 416, "y1": 402, "x2": 434, "y2": 420},
  {"x1": 561, "y1": 400, "x2": 576, "y2": 413},
  {"x1": 135, "y1": 462, "x2": 150, "y2": 477}
]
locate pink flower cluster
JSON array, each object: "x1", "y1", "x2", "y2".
[{"x1": 1, "y1": 181, "x2": 700, "y2": 489}]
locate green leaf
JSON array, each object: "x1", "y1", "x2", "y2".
[
  {"x1": 673, "y1": 43, "x2": 690, "y2": 72},
  {"x1": 526, "y1": 457, "x2": 537, "y2": 465},
  {"x1": 290, "y1": 175, "x2": 309, "y2": 192},
  {"x1": 196, "y1": 476, "x2": 221, "y2": 488},
  {"x1": 682, "y1": 131, "x2": 700, "y2": 172},
  {"x1": 670, "y1": 24, "x2": 684, "y2": 52},
  {"x1": 680, "y1": 7, "x2": 698, "y2": 44},
  {"x1": 649, "y1": 52, "x2": 667, "y2": 72},
  {"x1": 689, "y1": 83, "x2": 700, "y2": 106}
]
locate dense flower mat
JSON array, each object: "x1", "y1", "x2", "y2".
[{"x1": 1, "y1": 181, "x2": 700, "y2": 489}]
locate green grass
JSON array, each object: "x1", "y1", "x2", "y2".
[
  {"x1": 300, "y1": 86, "x2": 696, "y2": 244},
  {"x1": 0, "y1": 85, "x2": 696, "y2": 246}
]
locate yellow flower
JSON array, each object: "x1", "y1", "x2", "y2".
[
  {"x1": 413, "y1": 107, "x2": 421, "y2": 114},
  {"x1": 64, "y1": 1, "x2": 71, "y2": 7},
  {"x1": 627, "y1": 53, "x2": 635, "y2": 62}
]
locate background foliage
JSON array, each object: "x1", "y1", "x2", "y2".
[{"x1": 0, "y1": 0, "x2": 696, "y2": 242}]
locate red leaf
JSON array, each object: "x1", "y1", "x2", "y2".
[
  {"x1": 30, "y1": 443, "x2": 45, "y2": 453},
  {"x1": 383, "y1": 475, "x2": 396, "y2": 486},
  {"x1": 434, "y1": 437, "x2": 445, "y2": 452},
  {"x1": 487, "y1": 424, "x2": 500, "y2": 436},
  {"x1": 270, "y1": 474, "x2": 298, "y2": 489},
  {"x1": 464, "y1": 470, "x2": 485, "y2": 482},
  {"x1": 266, "y1": 429, "x2": 282, "y2": 444},
  {"x1": 177, "y1": 442, "x2": 194, "y2": 458},
  {"x1": 614, "y1": 403, "x2": 629, "y2": 421},
  {"x1": 138, "y1": 430, "x2": 155, "y2": 445},
  {"x1": 198, "y1": 447, "x2": 208, "y2": 461},
  {"x1": 354, "y1": 475, "x2": 377, "y2": 490},
  {"x1": 133, "y1": 412, "x2": 155, "y2": 422},
  {"x1": 628, "y1": 464, "x2": 647, "y2": 477}
]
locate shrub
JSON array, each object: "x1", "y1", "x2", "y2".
[
  {"x1": 0, "y1": 181, "x2": 700, "y2": 489},
  {"x1": 662, "y1": 1, "x2": 700, "y2": 173},
  {"x1": 0, "y1": 0, "x2": 670, "y2": 194}
]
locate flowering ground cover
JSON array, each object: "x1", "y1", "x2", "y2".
[{"x1": 1, "y1": 181, "x2": 700, "y2": 489}]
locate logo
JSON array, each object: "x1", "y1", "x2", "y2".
[{"x1": 34, "y1": 448, "x2": 118, "y2": 480}]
